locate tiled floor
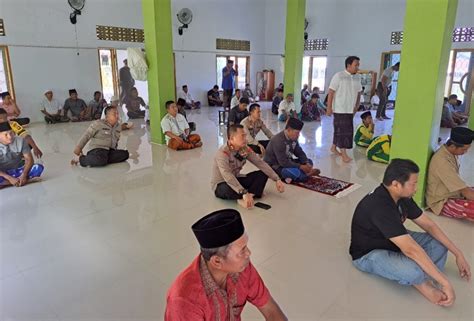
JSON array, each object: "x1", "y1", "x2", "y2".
[{"x1": 1, "y1": 103, "x2": 473, "y2": 321}]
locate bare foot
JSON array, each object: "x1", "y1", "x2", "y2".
[
  {"x1": 342, "y1": 155, "x2": 353, "y2": 163},
  {"x1": 330, "y1": 145, "x2": 342, "y2": 156},
  {"x1": 309, "y1": 168, "x2": 321, "y2": 176},
  {"x1": 194, "y1": 142, "x2": 203, "y2": 148},
  {"x1": 237, "y1": 199, "x2": 253, "y2": 209},
  {"x1": 414, "y1": 281, "x2": 446, "y2": 305}
]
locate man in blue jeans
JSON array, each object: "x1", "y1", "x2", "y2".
[
  {"x1": 264, "y1": 118, "x2": 320, "y2": 183},
  {"x1": 349, "y1": 159, "x2": 471, "y2": 306}
]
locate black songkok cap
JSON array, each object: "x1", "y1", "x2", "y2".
[
  {"x1": 0, "y1": 91, "x2": 10, "y2": 99},
  {"x1": 192, "y1": 209, "x2": 245, "y2": 249},
  {"x1": 287, "y1": 117, "x2": 304, "y2": 130},
  {"x1": 0, "y1": 121, "x2": 12, "y2": 132},
  {"x1": 360, "y1": 111, "x2": 372, "y2": 120},
  {"x1": 450, "y1": 127, "x2": 474, "y2": 145}
]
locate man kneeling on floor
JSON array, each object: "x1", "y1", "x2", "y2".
[
  {"x1": 264, "y1": 118, "x2": 320, "y2": 183},
  {"x1": 161, "y1": 100, "x2": 202, "y2": 150},
  {"x1": 350, "y1": 159, "x2": 471, "y2": 307},
  {"x1": 211, "y1": 124, "x2": 284, "y2": 209},
  {"x1": 71, "y1": 106, "x2": 129, "y2": 167},
  {"x1": 426, "y1": 127, "x2": 474, "y2": 221},
  {"x1": 165, "y1": 209, "x2": 288, "y2": 321},
  {"x1": 0, "y1": 122, "x2": 44, "y2": 187}
]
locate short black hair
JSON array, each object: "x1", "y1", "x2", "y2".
[
  {"x1": 249, "y1": 103, "x2": 260, "y2": 113},
  {"x1": 182, "y1": 85, "x2": 188, "y2": 89},
  {"x1": 176, "y1": 98, "x2": 186, "y2": 106},
  {"x1": 245, "y1": 83, "x2": 250, "y2": 86},
  {"x1": 227, "y1": 60, "x2": 234, "y2": 64},
  {"x1": 227, "y1": 124, "x2": 244, "y2": 139},
  {"x1": 382, "y1": 159, "x2": 419, "y2": 186},
  {"x1": 104, "y1": 106, "x2": 116, "y2": 116},
  {"x1": 165, "y1": 100, "x2": 175, "y2": 109},
  {"x1": 448, "y1": 94, "x2": 458, "y2": 100},
  {"x1": 394, "y1": 62, "x2": 400, "y2": 67},
  {"x1": 213, "y1": 85, "x2": 219, "y2": 89},
  {"x1": 94, "y1": 91, "x2": 101, "y2": 96},
  {"x1": 0, "y1": 108, "x2": 6, "y2": 115},
  {"x1": 345, "y1": 56, "x2": 360, "y2": 68},
  {"x1": 239, "y1": 97, "x2": 250, "y2": 105},
  {"x1": 235, "y1": 89, "x2": 241, "y2": 93},
  {"x1": 311, "y1": 93, "x2": 319, "y2": 99},
  {"x1": 276, "y1": 88, "x2": 283, "y2": 93}
]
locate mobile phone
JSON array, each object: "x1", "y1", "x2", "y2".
[{"x1": 254, "y1": 202, "x2": 271, "y2": 210}]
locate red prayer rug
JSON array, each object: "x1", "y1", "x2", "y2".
[{"x1": 292, "y1": 175, "x2": 360, "y2": 198}]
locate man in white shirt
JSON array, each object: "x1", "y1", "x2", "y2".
[
  {"x1": 161, "y1": 100, "x2": 202, "y2": 150},
  {"x1": 327, "y1": 56, "x2": 363, "y2": 163},
  {"x1": 230, "y1": 89, "x2": 242, "y2": 108},
  {"x1": 278, "y1": 93, "x2": 297, "y2": 122},
  {"x1": 376, "y1": 62, "x2": 400, "y2": 120},
  {"x1": 178, "y1": 85, "x2": 201, "y2": 110},
  {"x1": 40, "y1": 90, "x2": 69, "y2": 124}
]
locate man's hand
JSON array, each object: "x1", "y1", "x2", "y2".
[
  {"x1": 455, "y1": 254, "x2": 471, "y2": 281},
  {"x1": 300, "y1": 164, "x2": 312, "y2": 174},
  {"x1": 239, "y1": 193, "x2": 254, "y2": 209},
  {"x1": 438, "y1": 281, "x2": 456, "y2": 307},
  {"x1": 276, "y1": 180, "x2": 285, "y2": 193},
  {"x1": 33, "y1": 147, "x2": 43, "y2": 159},
  {"x1": 5, "y1": 175, "x2": 19, "y2": 186},
  {"x1": 17, "y1": 173, "x2": 28, "y2": 187},
  {"x1": 71, "y1": 153, "x2": 81, "y2": 166},
  {"x1": 258, "y1": 144, "x2": 265, "y2": 155},
  {"x1": 326, "y1": 106, "x2": 333, "y2": 116}
]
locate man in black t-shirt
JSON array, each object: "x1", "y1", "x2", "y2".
[
  {"x1": 228, "y1": 97, "x2": 249, "y2": 126},
  {"x1": 349, "y1": 159, "x2": 471, "y2": 307},
  {"x1": 207, "y1": 85, "x2": 223, "y2": 107}
]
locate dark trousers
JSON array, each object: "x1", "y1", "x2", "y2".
[
  {"x1": 44, "y1": 115, "x2": 70, "y2": 124},
  {"x1": 376, "y1": 82, "x2": 392, "y2": 118},
  {"x1": 127, "y1": 110, "x2": 146, "y2": 119},
  {"x1": 79, "y1": 148, "x2": 129, "y2": 167},
  {"x1": 223, "y1": 89, "x2": 233, "y2": 108},
  {"x1": 11, "y1": 117, "x2": 30, "y2": 125},
  {"x1": 248, "y1": 140, "x2": 270, "y2": 154},
  {"x1": 214, "y1": 170, "x2": 269, "y2": 200}
]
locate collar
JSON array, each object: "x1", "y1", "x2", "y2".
[{"x1": 375, "y1": 184, "x2": 399, "y2": 207}]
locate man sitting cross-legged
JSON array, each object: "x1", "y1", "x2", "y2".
[
  {"x1": 354, "y1": 111, "x2": 374, "y2": 147},
  {"x1": 211, "y1": 124, "x2": 284, "y2": 209},
  {"x1": 350, "y1": 158, "x2": 471, "y2": 307},
  {"x1": 240, "y1": 103, "x2": 273, "y2": 155},
  {"x1": 0, "y1": 122, "x2": 44, "y2": 187},
  {"x1": 264, "y1": 118, "x2": 320, "y2": 183},
  {"x1": 426, "y1": 127, "x2": 474, "y2": 221},
  {"x1": 161, "y1": 100, "x2": 202, "y2": 151},
  {"x1": 63, "y1": 89, "x2": 89, "y2": 122},
  {"x1": 71, "y1": 106, "x2": 129, "y2": 167}
]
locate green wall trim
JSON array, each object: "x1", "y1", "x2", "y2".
[
  {"x1": 283, "y1": 0, "x2": 306, "y2": 111},
  {"x1": 142, "y1": 0, "x2": 176, "y2": 144},
  {"x1": 390, "y1": 0, "x2": 458, "y2": 205}
]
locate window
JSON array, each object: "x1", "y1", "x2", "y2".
[
  {"x1": 98, "y1": 49, "x2": 118, "y2": 103},
  {"x1": 216, "y1": 55, "x2": 250, "y2": 90},
  {"x1": 445, "y1": 49, "x2": 474, "y2": 104},
  {"x1": 0, "y1": 46, "x2": 14, "y2": 99},
  {"x1": 301, "y1": 56, "x2": 327, "y2": 93}
]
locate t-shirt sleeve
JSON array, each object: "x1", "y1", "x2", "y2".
[
  {"x1": 164, "y1": 297, "x2": 204, "y2": 321},
  {"x1": 161, "y1": 117, "x2": 172, "y2": 134},
  {"x1": 329, "y1": 73, "x2": 340, "y2": 91},
  {"x1": 245, "y1": 262, "x2": 270, "y2": 308},
  {"x1": 20, "y1": 137, "x2": 31, "y2": 154},
  {"x1": 403, "y1": 198, "x2": 423, "y2": 220},
  {"x1": 371, "y1": 205, "x2": 408, "y2": 239}
]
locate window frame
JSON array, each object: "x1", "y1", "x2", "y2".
[
  {"x1": 302, "y1": 55, "x2": 328, "y2": 94},
  {"x1": 0, "y1": 46, "x2": 15, "y2": 99},
  {"x1": 216, "y1": 54, "x2": 250, "y2": 90}
]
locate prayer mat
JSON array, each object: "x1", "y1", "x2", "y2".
[{"x1": 292, "y1": 175, "x2": 360, "y2": 198}]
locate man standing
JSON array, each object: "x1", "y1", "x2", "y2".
[
  {"x1": 426, "y1": 127, "x2": 474, "y2": 221},
  {"x1": 327, "y1": 56, "x2": 363, "y2": 162},
  {"x1": 264, "y1": 118, "x2": 320, "y2": 183},
  {"x1": 178, "y1": 85, "x2": 201, "y2": 109},
  {"x1": 161, "y1": 100, "x2": 202, "y2": 151},
  {"x1": 40, "y1": 90, "x2": 69, "y2": 124},
  {"x1": 165, "y1": 209, "x2": 288, "y2": 320},
  {"x1": 350, "y1": 159, "x2": 471, "y2": 306},
  {"x1": 0, "y1": 122, "x2": 44, "y2": 187},
  {"x1": 211, "y1": 124, "x2": 284, "y2": 209},
  {"x1": 241, "y1": 103, "x2": 274, "y2": 155},
  {"x1": 376, "y1": 62, "x2": 400, "y2": 121},
  {"x1": 63, "y1": 89, "x2": 89, "y2": 122},
  {"x1": 222, "y1": 60, "x2": 238, "y2": 108},
  {"x1": 71, "y1": 106, "x2": 129, "y2": 167},
  {"x1": 228, "y1": 97, "x2": 249, "y2": 126},
  {"x1": 119, "y1": 59, "x2": 135, "y2": 103}
]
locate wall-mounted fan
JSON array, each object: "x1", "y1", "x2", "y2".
[
  {"x1": 177, "y1": 8, "x2": 193, "y2": 36},
  {"x1": 68, "y1": 0, "x2": 85, "y2": 24}
]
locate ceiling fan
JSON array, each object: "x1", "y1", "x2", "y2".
[{"x1": 68, "y1": 0, "x2": 85, "y2": 24}]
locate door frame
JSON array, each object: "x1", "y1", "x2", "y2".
[
  {"x1": 216, "y1": 54, "x2": 251, "y2": 89},
  {"x1": 0, "y1": 45, "x2": 15, "y2": 100},
  {"x1": 97, "y1": 48, "x2": 120, "y2": 100},
  {"x1": 446, "y1": 49, "x2": 474, "y2": 115}
]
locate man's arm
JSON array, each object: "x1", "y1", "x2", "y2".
[
  {"x1": 414, "y1": 213, "x2": 471, "y2": 281},
  {"x1": 353, "y1": 92, "x2": 362, "y2": 114},
  {"x1": 326, "y1": 89, "x2": 335, "y2": 115},
  {"x1": 74, "y1": 123, "x2": 97, "y2": 155},
  {"x1": 258, "y1": 296, "x2": 288, "y2": 321},
  {"x1": 24, "y1": 135, "x2": 43, "y2": 158},
  {"x1": 18, "y1": 151, "x2": 34, "y2": 186},
  {"x1": 381, "y1": 75, "x2": 389, "y2": 91}
]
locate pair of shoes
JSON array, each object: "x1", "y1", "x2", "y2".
[
  {"x1": 376, "y1": 117, "x2": 384, "y2": 121},
  {"x1": 382, "y1": 116, "x2": 391, "y2": 120}
]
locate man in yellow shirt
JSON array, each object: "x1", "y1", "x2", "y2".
[
  {"x1": 354, "y1": 111, "x2": 374, "y2": 147},
  {"x1": 0, "y1": 108, "x2": 43, "y2": 158}
]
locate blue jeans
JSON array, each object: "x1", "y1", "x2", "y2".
[
  {"x1": 0, "y1": 164, "x2": 44, "y2": 184},
  {"x1": 278, "y1": 159, "x2": 313, "y2": 183},
  {"x1": 353, "y1": 231, "x2": 448, "y2": 286}
]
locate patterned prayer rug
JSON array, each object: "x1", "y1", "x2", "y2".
[{"x1": 292, "y1": 175, "x2": 360, "y2": 198}]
